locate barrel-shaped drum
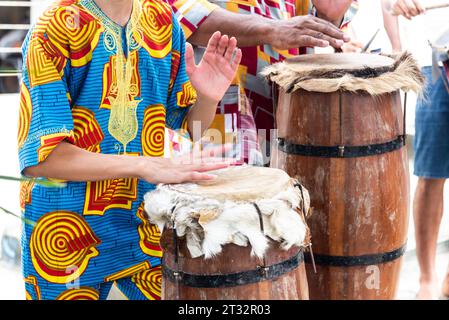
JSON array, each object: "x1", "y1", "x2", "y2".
[
  {"x1": 144, "y1": 166, "x2": 311, "y2": 300},
  {"x1": 264, "y1": 53, "x2": 424, "y2": 300}
]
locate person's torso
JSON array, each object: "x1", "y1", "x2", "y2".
[{"x1": 20, "y1": 0, "x2": 180, "y2": 285}]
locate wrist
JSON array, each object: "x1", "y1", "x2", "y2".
[
  {"x1": 129, "y1": 155, "x2": 148, "y2": 180},
  {"x1": 195, "y1": 93, "x2": 219, "y2": 108},
  {"x1": 262, "y1": 19, "x2": 277, "y2": 47}
]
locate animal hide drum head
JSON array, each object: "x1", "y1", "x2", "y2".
[
  {"x1": 262, "y1": 52, "x2": 424, "y2": 95},
  {"x1": 284, "y1": 53, "x2": 395, "y2": 73},
  {"x1": 167, "y1": 166, "x2": 292, "y2": 201}
]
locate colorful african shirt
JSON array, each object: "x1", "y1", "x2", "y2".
[
  {"x1": 18, "y1": 0, "x2": 196, "y2": 299},
  {"x1": 167, "y1": 0, "x2": 357, "y2": 162}
]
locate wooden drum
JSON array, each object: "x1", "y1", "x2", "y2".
[
  {"x1": 264, "y1": 53, "x2": 424, "y2": 300},
  {"x1": 144, "y1": 166, "x2": 311, "y2": 300}
]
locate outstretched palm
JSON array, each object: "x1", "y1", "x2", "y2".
[{"x1": 185, "y1": 31, "x2": 242, "y2": 103}]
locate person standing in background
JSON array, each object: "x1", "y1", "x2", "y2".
[
  {"x1": 387, "y1": 0, "x2": 449, "y2": 300},
  {"x1": 339, "y1": 0, "x2": 402, "y2": 53},
  {"x1": 164, "y1": 0, "x2": 355, "y2": 164}
]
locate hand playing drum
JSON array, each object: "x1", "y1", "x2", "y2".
[{"x1": 144, "y1": 166, "x2": 311, "y2": 300}]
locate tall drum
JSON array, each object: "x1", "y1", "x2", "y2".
[
  {"x1": 264, "y1": 53, "x2": 424, "y2": 300},
  {"x1": 144, "y1": 166, "x2": 311, "y2": 300}
]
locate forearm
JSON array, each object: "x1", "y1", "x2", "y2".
[
  {"x1": 188, "y1": 7, "x2": 273, "y2": 47},
  {"x1": 24, "y1": 141, "x2": 142, "y2": 181},
  {"x1": 381, "y1": 0, "x2": 402, "y2": 52},
  {"x1": 186, "y1": 95, "x2": 218, "y2": 140}
]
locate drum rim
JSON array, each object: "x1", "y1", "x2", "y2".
[
  {"x1": 283, "y1": 53, "x2": 396, "y2": 79},
  {"x1": 163, "y1": 166, "x2": 293, "y2": 201}
]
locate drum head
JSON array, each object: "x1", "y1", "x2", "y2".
[
  {"x1": 167, "y1": 166, "x2": 292, "y2": 201},
  {"x1": 285, "y1": 53, "x2": 395, "y2": 73}
]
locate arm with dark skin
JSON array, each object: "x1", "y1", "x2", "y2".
[{"x1": 188, "y1": 7, "x2": 351, "y2": 50}]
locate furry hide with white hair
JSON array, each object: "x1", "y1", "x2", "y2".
[{"x1": 144, "y1": 178, "x2": 310, "y2": 259}]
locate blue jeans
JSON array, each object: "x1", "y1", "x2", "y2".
[{"x1": 414, "y1": 66, "x2": 449, "y2": 178}]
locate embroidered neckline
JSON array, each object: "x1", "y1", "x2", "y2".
[
  {"x1": 80, "y1": 0, "x2": 128, "y2": 33},
  {"x1": 79, "y1": 0, "x2": 144, "y2": 154}
]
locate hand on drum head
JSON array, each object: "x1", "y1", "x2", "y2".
[
  {"x1": 137, "y1": 145, "x2": 237, "y2": 184},
  {"x1": 267, "y1": 16, "x2": 350, "y2": 50}
]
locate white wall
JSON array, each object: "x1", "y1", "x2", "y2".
[{"x1": 30, "y1": 0, "x2": 53, "y2": 23}]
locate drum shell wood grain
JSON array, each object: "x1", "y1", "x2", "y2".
[
  {"x1": 271, "y1": 88, "x2": 409, "y2": 300},
  {"x1": 160, "y1": 230, "x2": 309, "y2": 300}
]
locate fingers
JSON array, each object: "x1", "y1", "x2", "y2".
[
  {"x1": 411, "y1": 0, "x2": 425, "y2": 14},
  {"x1": 310, "y1": 16, "x2": 350, "y2": 42},
  {"x1": 393, "y1": 0, "x2": 422, "y2": 19},
  {"x1": 216, "y1": 34, "x2": 229, "y2": 56},
  {"x1": 195, "y1": 157, "x2": 237, "y2": 165},
  {"x1": 180, "y1": 162, "x2": 231, "y2": 182},
  {"x1": 283, "y1": 16, "x2": 351, "y2": 48},
  {"x1": 224, "y1": 37, "x2": 237, "y2": 61},
  {"x1": 185, "y1": 42, "x2": 196, "y2": 76},
  {"x1": 292, "y1": 34, "x2": 329, "y2": 48},
  {"x1": 404, "y1": 0, "x2": 419, "y2": 16},
  {"x1": 181, "y1": 171, "x2": 217, "y2": 183},
  {"x1": 231, "y1": 48, "x2": 242, "y2": 70},
  {"x1": 205, "y1": 31, "x2": 221, "y2": 55},
  {"x1": 192, "y1": 162, "x2": 230, "y2": 172},
  {"x1": 303, "y1": 29, "x2": 344, "y2": 48},
  {"x1": 393, "y1": 1, "x2": 410, "y2": 18},
  {"x1": 341, "y1": 41, "x2": 364, "y2": 53}
]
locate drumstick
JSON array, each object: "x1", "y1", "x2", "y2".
[
  {"x1": 425, "y1": 2, "x2": 449, "y2": 10},
  {"x1": 361, "y1": 28, "x2": 380, "y2": 53}
]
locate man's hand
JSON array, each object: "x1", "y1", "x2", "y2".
[
  {"x1": 24, "y1": 141, "x2": 232, "y2": 184},
  {"x1": 138, "y1": 146, "x2": 233, "y2": 184},
  {"x1": 391, "y1": 0, "x2": 426, "y2": 19},
  {"x1": 185, "y1": 31, "x2": 242, "y2": 103},
  {"x1": 267, "y1": 15, "x2": 350, "y2": 50}
]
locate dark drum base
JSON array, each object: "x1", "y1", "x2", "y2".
[{"x1": 160, "y1": 230, "x2": 309, "y2": 300}]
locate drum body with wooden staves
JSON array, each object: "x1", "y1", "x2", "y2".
[
  {"x1": 144, "y1": 166, "x2": 311, "y2": 300},
  {"x1": 264, "y1": 52, "x2": 424, "y2": 300}
]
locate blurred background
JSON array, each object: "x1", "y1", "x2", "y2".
[{"x1": 0, "y1": 0, "x2": 448, "y2": 300}]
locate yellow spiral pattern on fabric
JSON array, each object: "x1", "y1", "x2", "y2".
[
  {"x1": 72, "y1": 106, "x2": 104, "y2": 152},
  {"x1": 56, "y1": 287, "x2": 99, "y2": 300},
  {"x1": 136, "y1": 204, "x2": 162, "y2": 257},
  {"x1": 141, "y1": 104, "x2": 166, "y2": 157},
  {"x1": 168, "y1": 50, "x2": 181, "y2": 95},
  {"x1": 177, "y1": 81, "x2": 197, "y2": 108},
  {"x1": 27, "y1": 36, "x2": 63, "y2": 87},
  {"x1": 44, "y1": 5, "x2": 102, "y2": 66},
  {"x1": 18, "y1": 82, "x2": 32, "y2": 149},
  {"x1": 137, "y1": 0, "x2": 172, "y2": 58},
  {"x1": 131, "y1": 266, "x2": 162, "y2": 300},
  {"x1": 30, "y1": 211, "x2": 100, "y2": 284}
]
